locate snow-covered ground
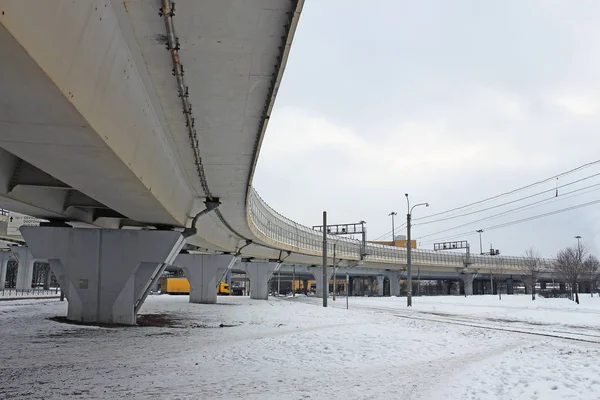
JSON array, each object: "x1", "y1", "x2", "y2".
[{"x1": 1, "y1": 295, "x2": 599, "y2": 399}]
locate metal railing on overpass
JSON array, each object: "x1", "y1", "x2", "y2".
[{"x1": 247, "y1": 187, "x2": 554, "y2": 272}]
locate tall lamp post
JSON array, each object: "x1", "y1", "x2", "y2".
[
  {"x1": 574, "y1": 235, "x2": 582, "y2": 302},
  {"x1": 405, "y1": 193, "x2": 429, "y2": 307},
  {"x1": 476, "y1": 229, "x2": 484, "y2": 255},
  {"x1": 389, "y1": 212, "x2": 397, "y2": 243}
]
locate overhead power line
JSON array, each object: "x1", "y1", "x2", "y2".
[
  {"x1": 415, "y1": 176, "x2": 600, "y2": 227},
  {"x1": 414, "y1": 158, "x2": 600, "y2": 221},
  {"x1": 416, "y1": 183, "x2": 600, "y2": 240},
  {"x1": 419, "y1": 198, "x2": 600, "y2": 245}
]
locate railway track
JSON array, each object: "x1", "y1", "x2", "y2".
[{"x1": 286, "y1": 297, "x2": 600, "y2": 345}]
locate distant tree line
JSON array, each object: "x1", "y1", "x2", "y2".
[{"x1": 521, "y1": 242, "x2": 600, "y2": 304}]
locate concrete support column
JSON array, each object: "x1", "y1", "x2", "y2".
[
  {"x1": 506, "y1": 278, "x2": 514, "y2": 295},
  {"x1": 0, "y1": 251, "x2": 10, "y2": 289},
  {"x1": 445, "y1": 280, "x2": 452, "y2": 295},
  {"x1": 21, "y1": 227, "x2": 185, "y2": 325},
  {"x1": 245, "y1": 262, "x2": 279, "y2": 300},
  {"x1": 310, "y1": 266, "x2": 333, "y2": 299},
  {"x1": 388, "y1": 272, "x2": 400, "y2": 297},
  {"x1": 376, "y1": 275, "x2": 384, "y2": 296},
  {"x1": 43, "y1": 264, "x2": 52, "y2": 290},
  {"x1": 462, "y1": 273, "x2": 474, "y2": 296},
  {"x1": 355, "y1": 276, "x2": 362, "y2": 296},
  {"x1": 174, "y1": 254, "x2": 236, "y2": 304},
  {"x1": 540, "y1": 281, "x2": 547, "y2": 290},
  {"x1": 14, "y1": 247, "x2": 35, "y2": 290}
]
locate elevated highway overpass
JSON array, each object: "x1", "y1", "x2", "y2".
[{"x1": 0, "y1": 0, "x2": 557, "y2": 324}]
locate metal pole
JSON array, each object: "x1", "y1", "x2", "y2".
[
  {"x1": 322, "y1": 211, "x2": 328, "y2": 307},
  {"x1": 407, "y1": 212, "x2": 412, "y2": 307},
  {"x1": 477, "y1": 229, "x2": 483, "y2": 255},
  {"x1": 292, "y1": 265, "x2": 295, "y2": 297},
  {"x1": 417, "y1": 264, "x2": 421, "y2": 296},
  {"x1": 346, "y1": 273, "x2": 349, "y2": 309},
  {"x1": 389, "y1": 212, "x2": 397, "y2": 243},
  {"x1": 332, "y1": 243, "x2": 337, "y2": 301}
]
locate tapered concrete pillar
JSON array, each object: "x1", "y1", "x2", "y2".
[
  {"x1": 13, "y1": 246, "x2": 35, "y2": 290},
  {"x1": 377, "y1": 275, "x2": 384, "y2": 296},
  {"x1": 21, "y1": 227, "x2": 185, "y2": 325},
  {"x1": 0, "y1": 251, "x2": 11, "y2": 289},
  {"x1": 506, "y1": 278, "x2": 514, "y2": 295},
  {"x1": 310, "y1": 266, "x2": 333, "y2": 299},
  {"x1": 355, "y1": 276, "x2": 362, "y2": 296},
  {"x1": 388, "y1": 272, "x2": 400, "y2": 297},
  {"x1": 175, "y1": 254, "x2": 236, "y2": 304},
  {"x1": 245, "y1": 262, "x2": 279, "y2": 300},
  {"x1": 445, "y1": 280, "x2": 452, "y2": 295},
  {"x1": 43, "y1": 264, "x2": 52, "y2": 290},
  {"x1": 461, "y1": 273, "x2": 474, "y2": 296}
]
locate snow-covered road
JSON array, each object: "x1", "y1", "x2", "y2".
[{"x1": 1, "y1": 295, "x2": 599, "y2": 399}]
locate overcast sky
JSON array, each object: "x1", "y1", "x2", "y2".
[{"x1": 254, "y1": 0, "x2": 600, "y2": 258}]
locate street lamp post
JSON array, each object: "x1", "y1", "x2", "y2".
[
  {"x1": 405, "y1": 193, "x2": 429, "y2": 307},
  {"x1": 389, "y1": 212, "x2": 397, "y2": 243},
  {"x1": 476, "y1": 229, "x2": 484, "y2": 255},
  {"x1": 574, "y1": 235, "x2": 583, "y2": 302}
]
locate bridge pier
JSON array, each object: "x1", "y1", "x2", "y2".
[
  {"x1": 444, "y1": 280, "x2": 453, "y2": 295},
  {"x1": 20, "y1": 227, "x2": 185, "y2": 325},
  {"x1": 388, "y1": 272, "x2": 401, "y2": 297},
  {"x1": 174, "y1": 254, "x2": 236, "y2": 304},
  {"x1": 245, "y1": 262, "x2": 279, "y2": 300},
  {"x1": 461, "y1": 274, "x2": 474, "y2": 296},
  {"x1": 376, "y1": 275, "x2": 384, "y2": 296},
  {"x1": 310, "y1": 266, "x2": 333, "y2": 299},
  {"x1": 13, "y1": 247, "x2": 36, "y2": 290},
  {"x1": 0, "y1": 251, "x2": 11, "y2": 289},
  {"x1": 506, "y1": 278, "x2": 514, "y2": 295}
]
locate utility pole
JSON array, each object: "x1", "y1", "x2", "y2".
[
  {"x1": 322, "y1": 211, "x2": 328, "y2": 307},
  {"x1": 405, "y1": 193, "x2": 429, "y2": 307},
  {"x1": 346, "y1": 273, "x2": 349, "y2": 309},
  {"x1": 389, "y1": 212, "x2": 397, "y2": 243},
  {"x1": 407, "y1": 209, "x2": 412, "y2": 306},
  {"x1": 476, "y1": 229, "x2": 483, "y2": 255},
  {"x1": 292, "y1": 265, "x2": 295, "y2": 297}
]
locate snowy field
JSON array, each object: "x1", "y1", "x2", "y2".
[{"x1": 1, "y1": 295, "x2": 599, "y2": 400}]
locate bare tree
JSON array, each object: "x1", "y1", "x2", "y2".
[
  {"x1": 491, "y1": 261, "x2": 505, "y2": 300},
  {"x1": 523, "y1": 247, "x2": 542, "y2": 301},
  {"x1": 553, "y1": 243, "x2": 587, "y2": 304},
  {"x1": 582, "y1": 255, "x2": 600, "y2": 297}
]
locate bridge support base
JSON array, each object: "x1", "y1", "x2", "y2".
[
  {"x1": 21, "y1": 227, "x2": 185, "y2": 325},
  {"x1": 245, "y1": 262, "x2": 279, "y2": 300},
  {"x1": 377, "y1": 275, "x2": 384, "y2": 296},
  {"x1": 174, "y1": 254, "x2": 236, "y2": 304},
  {"x1": 506, "y1": 278, "x2": 514, "y2": 295},
  {"x1": 13, "y1": 247, "x2": 35, "y2": 290},
  {"x1": 462, "y1": 273, "x2": 474, "y2": 296},
  {"x1": 0, "y1": 251, "x2": 11, "y2": 289},
  {"x1": 310, "y1": 266, "x2": 333, "y2": 299},
  {"x1": 388, "y1": 272, "x2": 401, "y2": 297}
]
